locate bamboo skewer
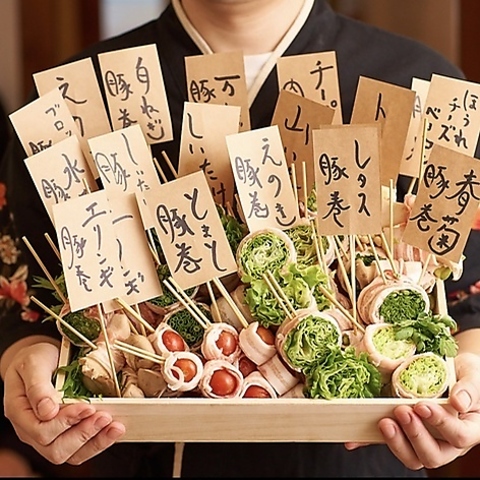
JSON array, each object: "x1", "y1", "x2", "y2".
[
  {"x1": 418, "y1": 253, "x2": 433, "y2": 285},
  {"x1": 262, "y1": 272, "x2": 295, "y2": 320},
  {"x1": 44, "y1": 233, "x2": 61, "y2": 260},
  {"x1": 367, "y1": 235, "x2": 388, "y2": 284},
  {"x1": 315, "y1": 284, "x2": 365, "y2": 334},
  {"x1": 332, "y1": 236, "x2": 354, "y2": 306},
  {"x1": 389, "y1": 179, "x2": 394, "y2": 257},
  {"x1": 153, "y1": 156, "x2": 168, "y2": 183},
  {"x1": 98, "y1": 304, "x2": 122, "y2": 397},
  {"x1": 22, "y1": 236, "x2": 67, "y2": 304},
  {"x1": 407, "y1": 117, "x2": 429, "y2": 196},
  {"x1": 206, "y1": 280, "x2": 222, "y2": 323},
  {"x1": 115, "y1": 297, "x2": 155, "y2": 333},
  {"x1": 290, "y1": 164, "x2": 298, "y2": 206},
  {"x1": 211, "y1": 277, "x2": 249, "y2": 329},
  {"x1": 114, "y1": 340, "x2": 165, "y2": 365},
  {"x1": 30, "y1": 296, "x2": 97, "y2": 350},
  {"x1": 379, "y1": 230, "x2": 399, "y2": 277},
  {"x1": 349, "y1": 235, "x2": 357, "y2": 326},
  {"x1": 302, "y1": 162, "x2": 308, "y2": 219},
  {"x1": 162, "y1": 277, "x2": 211, "y2": 330},
  {"x1": 161, "y1": 150, "x2": 178, "y2": 179}
]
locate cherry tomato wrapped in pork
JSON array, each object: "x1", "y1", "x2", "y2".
[
  {"x1": 200, "y1": 322, "x2": 241, "y2": 363},
  {"x1": 199, "y1": 359, "x2": 243, "y2": 398},
  {"x1": 149, "y1": 322, "x2": 189, "y2": 357},
  {"x1": 240, "y1": 371, "x2": 277, "y2": 398},
  {"x1": 238, "y1": 321, "x2": 276, "y2": 365},
  {"x1": 162, "y1": 350, "x2": 204, "y2": 393}
]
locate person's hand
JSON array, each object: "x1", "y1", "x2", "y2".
[
  {"x1": 3, "y1": 341, "x2": 126, "y2": 465},
  {"x1": 345, "y1": 351, "x2": 480, "y2": 470}
]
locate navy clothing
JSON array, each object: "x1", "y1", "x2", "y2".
[{"x1": 0, "y1": 0, "x2": 475, "y2": 477}]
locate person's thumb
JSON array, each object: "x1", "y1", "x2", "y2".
[{"x1": 16, "y1": 342, "x2": 63, "y2": 421}]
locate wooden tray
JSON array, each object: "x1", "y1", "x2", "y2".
[{"x1": 56, "y1": 280, "x2": 452, "y2": 443}]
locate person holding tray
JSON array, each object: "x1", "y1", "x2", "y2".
[{"x1": 2, "y1": 0, "x2": 480, "y2": 477}]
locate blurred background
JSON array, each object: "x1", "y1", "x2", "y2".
[
  {"x1": 0, "y1": 0, "x2": 479, "y2": 477},
  {"x1": 1, "y1": 0, "x2": 479, "y2": 116}
]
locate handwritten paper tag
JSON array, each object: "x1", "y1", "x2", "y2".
[
  {"x1": 351, "y1": 76, "x2": 415, "y2": 186},
  {"x1": 399, "y1": 77, "x2": 430, "y2": 178},
  {"x1": 98, "y1": 44, "x2": 173, "y2": 144},
  {"x1": 271, "y1": 89, "x2": 335, "y2": 197},
  {"x1": 143, "y1": 170, "x2": 237, "y2": 290},
  {"x1": 88, "y1": 124, "x2": 161, "y2": 229},
  {"x1": 185, "y1": 51, "x2": 250, "y2": 131},
  {"x1": 414, "y1": 74, "x2": 480, "y2": 164},
  {"x1": 178, "y1": 102, "x2": 241, "y2": 208},
  {"x1": 33, "y1": 58, "x2": 112, "y2": 179},
  {"x1": 52, "y1": 190, "x2": 125, "y2": 312},
  {"x1": 103, "y1": 193, "x2": 163, "y2": 311},
  {"x1": 276, "y1": 51, "x2": 343, "y2": 124},
  {"x1": 403, "y1": 144, "x2": 480, "y2": 263},
  {"x1": 226, "y1": 125, "x2": 299, "y2": 232},
  {"x1": 313, "y1": 124, "x2": 382, "y2": 235},
  {"x1": 24, "y1": 135, "x2": 97, "y2": 225},
  {"x1": 9, "y1": 88, "x2": 86, "y2": 158}
]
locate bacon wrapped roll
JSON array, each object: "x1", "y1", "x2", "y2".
[
  {"x1": 199, "y1": 359, "x2": 243, "y2": 399},
  {"x1": 238, "y1": 321, "x2": 276, "y2": 365},
  {"x1": 200, "y1": 322, "x2": 242, "y2": 363},
  {"x1": 240, "y1": 371, "x2": 277, "y2": 398},
  {"x1": 275, "y1": 309, "x2": 342, "y2": 373},
  {"x1": 391, "y1": 352, "x2": 450, "y2": 399},
  {"x1": 162, "y1": 351, "x2": 204, "y2": 393}
]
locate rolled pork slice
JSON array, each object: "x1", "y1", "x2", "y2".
[
  {"x1": 149, "y1": 322, "x2": 189, "y2": 357},
  {"x1": 275, "y1": 309, "x2": 342, "y2": 373},
  {"x1": 357, "y1": 322, "x2": 416, "y2": 384},
  {"x1": 199, "y1": 359, "x2": 243, "y2": 399},
  {"x1": 281, "y1": 383, "x2": 306, "y2": 398},
  {"x1": 257, "y1": 354, "x2": 299, "y2": 396},
  {"x1": 236, "y1": 227, "x2": 297, "y2": 281},
  {"x1": 238, "y1": 321, "x2": 277, "y2": 365},
  {"x1": 240, "y1": 371, "x2": 278, "y2": 398},
  {"x1": 200, "y1": 322, "x2": 242, "y2": 363},
  {"x1": 391, "y1": 352, "x2": 450, "y2": 399},
  {"x1": 162, "y1": 351, "x2": 204, "y2": 393}
]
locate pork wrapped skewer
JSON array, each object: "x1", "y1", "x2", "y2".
[
  {"x1": 199, "y1": 359, "x2": 243, "y2": 399},
  {"x1": 391, "y1": 352, "x2": 450, "y2": 399},
  {"x1": 200, "y1": 322, "x2": 242, "y2": 363},
  {"x1": 240, "y1": 371, "x2": 277, "y2": 398},
  {"x1": 162, "y1": 351, "x2": 204, "y2": 393},
  {"x1": 238, "y1": 321, "x2": 276, "y2": 365}
]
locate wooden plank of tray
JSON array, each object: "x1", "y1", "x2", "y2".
[{"x1": 60, "y1": 396, "x2": 448, "y2": 443}]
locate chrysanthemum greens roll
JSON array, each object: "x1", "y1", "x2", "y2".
[
  {"x1": 275, "y1": 309, "x2": 342, "y2": 373},
  {"x1": 236, "y1": 227, "x2": 296, "y2": 282},
  {"x1": 391, "y1": 352, "x2": 450, "y2": 399},
  {"x1": 356, "y1": 274, "x2": 430, "y2": 325}
]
